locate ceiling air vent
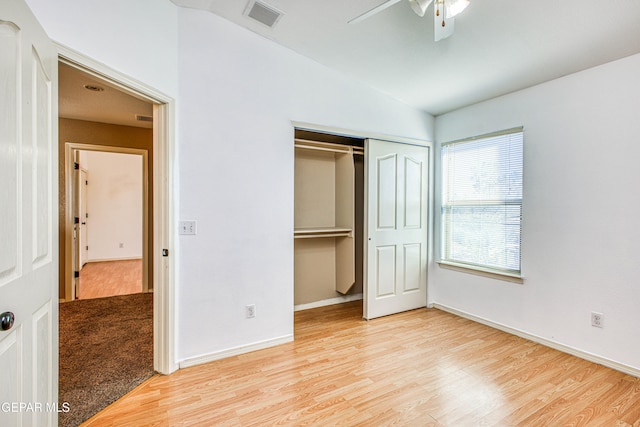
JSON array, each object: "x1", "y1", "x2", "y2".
[
  {"x1": 244, "y1": 0, "x2": 283, "y2": 28},
  {"x1": 135, "y1": 114, "x2": 153, "y2": 122}
]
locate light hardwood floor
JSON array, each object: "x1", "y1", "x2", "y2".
[
  {"x1": 82, "y1": 301, "x2": 640, "y2": 426},
  {"x1": 78, "y1": 260, "x2": 142, "y2": 299}
]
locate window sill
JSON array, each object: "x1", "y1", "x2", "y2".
[{"x1": 436, "y1": 261, "x2": 524, "y2": 284}]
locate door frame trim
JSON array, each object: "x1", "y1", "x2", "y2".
[
  {"x1": 291, "y1": 121, "x2": 432, "y2": 147},
  {"x1": 58, "y1": 44, "x2": 177, "y2": 374}
]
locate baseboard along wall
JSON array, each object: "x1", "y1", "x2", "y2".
[
  {"x1": 431, "y1": 303, "x2": 640, "y2": 379},
  {"x1": 294, "y1": 293, "x2": 363, "y2": 312},
  {"x1": 179, "y1": 294, "x2": 364, "y2": 369},
  {"x1": 179, "y1": 335, "x2": 294, "y2": 369},
  {"x1": 180, "y1": 297, "x2": 638, "y2": 378}
]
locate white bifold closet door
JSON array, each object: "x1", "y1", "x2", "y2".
[{"x1": 364, "y1": 139, "x2": 429, "y2": 320}]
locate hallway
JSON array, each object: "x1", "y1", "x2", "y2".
[{"x1": 78, "y1": 260, "x2": 142, "y2": 299}]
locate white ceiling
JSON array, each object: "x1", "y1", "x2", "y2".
[
  {"x1": 59, "y1": 62, "x2": 153, "y2": 128},
  {"x1": 171, "y1": 0, "x2": 640, "y2": 115}
]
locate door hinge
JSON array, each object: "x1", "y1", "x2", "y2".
[
  {"x1": 162, "y1": 249, "x2": 169, "y2": 257},
  {"x1": 74, "y1": 162, "x2": 79, "y2": 170},
  {"x1": 74, "y1": 271, "x2": 80, "y2": 278}
]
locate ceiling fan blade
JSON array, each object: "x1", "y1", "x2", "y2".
[
  {"x1": 409, "y1": 0, "x2": 433, "y2": 17},
  {"x1": 349, "y1": 0, "x2": 404, "y2": 24}
]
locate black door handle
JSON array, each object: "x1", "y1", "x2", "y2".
[{"x1": 1, "y1": 311, "x2": 15, "y2": 331}]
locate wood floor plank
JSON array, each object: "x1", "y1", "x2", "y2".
[
  {"x1": 81, "y1": 301, "x2": 640, "y2": 426},
  {"x1": 78, "y1": 259, "x2": 142, "y2": 299}
]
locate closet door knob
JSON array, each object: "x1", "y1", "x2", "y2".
[{"x1": 1, "y1": 311, "x2": 15, "y2": 331}]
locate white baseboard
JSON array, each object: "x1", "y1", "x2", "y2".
[
  {"x1": 178, "y1": 334, "x2": 294, "y2": 369},
  {"x1": 294, "y1": 293, "x2": 363, "y2": 312},
  {"x1": 431, "y1": 303, "x2": 640, "y2": 378},
  {"x1": 179, "y1": 296, "x2": 363, "y2": 369}
]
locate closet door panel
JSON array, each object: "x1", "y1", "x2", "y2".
[
  {"x1": 403, "y1": 156, "x2": 423, "y2": 229},
  {"x1": 365, "y1": 139, "x2": 429, "y2": 320},
  {"x1": 376, "y1": 154, "x2": 397, "y2": 230},
  {"x1": 375, "y1": 245, "x2": 396, "y2": 297},
  {"x1": 403, "y1": 243, "x2": 422, "y2": 292}
]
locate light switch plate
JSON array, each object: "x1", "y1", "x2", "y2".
[{"x1": 179, "y1": 220, "x2": 197, "y2": 235}]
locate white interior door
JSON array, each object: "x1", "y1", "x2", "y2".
[
  {"x1": 0, "y1": 0, "x2": 59, "y2": 425},
  {"x1": 364, "y1": 139, "x2": 429, "y2": 320},
  {"x1": 71, "y1": 152, "x2": 89, "y2": 298}
]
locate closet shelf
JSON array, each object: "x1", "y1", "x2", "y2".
[{"x1": 294, "y1": 227, "x2": 353, "y2": 239}]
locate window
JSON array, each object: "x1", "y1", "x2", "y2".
[{"x1": 441, "y1": 127, "x2": 523, "y2": 277}]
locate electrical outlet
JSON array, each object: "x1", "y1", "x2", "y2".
[
  {"x1": 591, "y1": 312, "x2": 604, "y2": 328},
  {"x1": 179, "y1": 220, "x2": 197, "y2": 235},
  {"x1": 246, "y1": 304, "x2": 256, "y2": 319}
]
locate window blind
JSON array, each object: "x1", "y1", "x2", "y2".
[{"x1": 441, "y1": 128, "x2": 523, "y2": 274}]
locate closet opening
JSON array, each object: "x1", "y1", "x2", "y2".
[
  {"x1": 293, "y1": 129, "x2": 365, "y2": 312},
  {"x1": 294, "y1": 126, "x2": 431, "y2": 320}
]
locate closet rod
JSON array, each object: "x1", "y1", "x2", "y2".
[
  {"x1": 294, "y1": 138, "x2": 356, "y2": 154},
  {"x1": 295, "y1": 144, "x2": 351, "y2": 154}
]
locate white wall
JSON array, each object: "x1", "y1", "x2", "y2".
[
  {"x1": 432, "y1": 53, "x2": 640, "y2": 371},
  {"x1": 81, "y1": 151, "x2": 143, "y2": 262},
  {"x1": 25, "y1": 0, "x2": 179, "y2": 98},
  {"x1": 176, "y1": 8, "x2": 434, "y2": 362}
]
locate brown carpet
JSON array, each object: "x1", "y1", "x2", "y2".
[{"x1": 58, "y1": 293, "x2": 154, "y2": 427}]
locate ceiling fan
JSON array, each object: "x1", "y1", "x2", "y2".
[{"x1": 349, "y1": 0, "x2": 469, "y2": 41}]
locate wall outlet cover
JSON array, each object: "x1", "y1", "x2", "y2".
[
  {"x1": 246, "y1": 304, "x2": 256, "y2": 319},
  {"x1": 591, "y1": 311, "x2": 604, "y2": 328}
]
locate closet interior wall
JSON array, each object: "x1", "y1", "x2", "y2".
[{"x1": 294, "y1": 130, "x2": 364, "y2": 307}]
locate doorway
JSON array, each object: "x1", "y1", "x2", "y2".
[
  {"x1": 56, "y1": 50, "x2": 175, "y2": 376},
  {"x1": 69, "y1": 147, "x2": 148, "y2": 300},
  {"x1": 58, "y1": 61, "x2": 157, "y2": 424},
  {"x1": 59, "y1": 61, "x2": 154, "y2": 302}
]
